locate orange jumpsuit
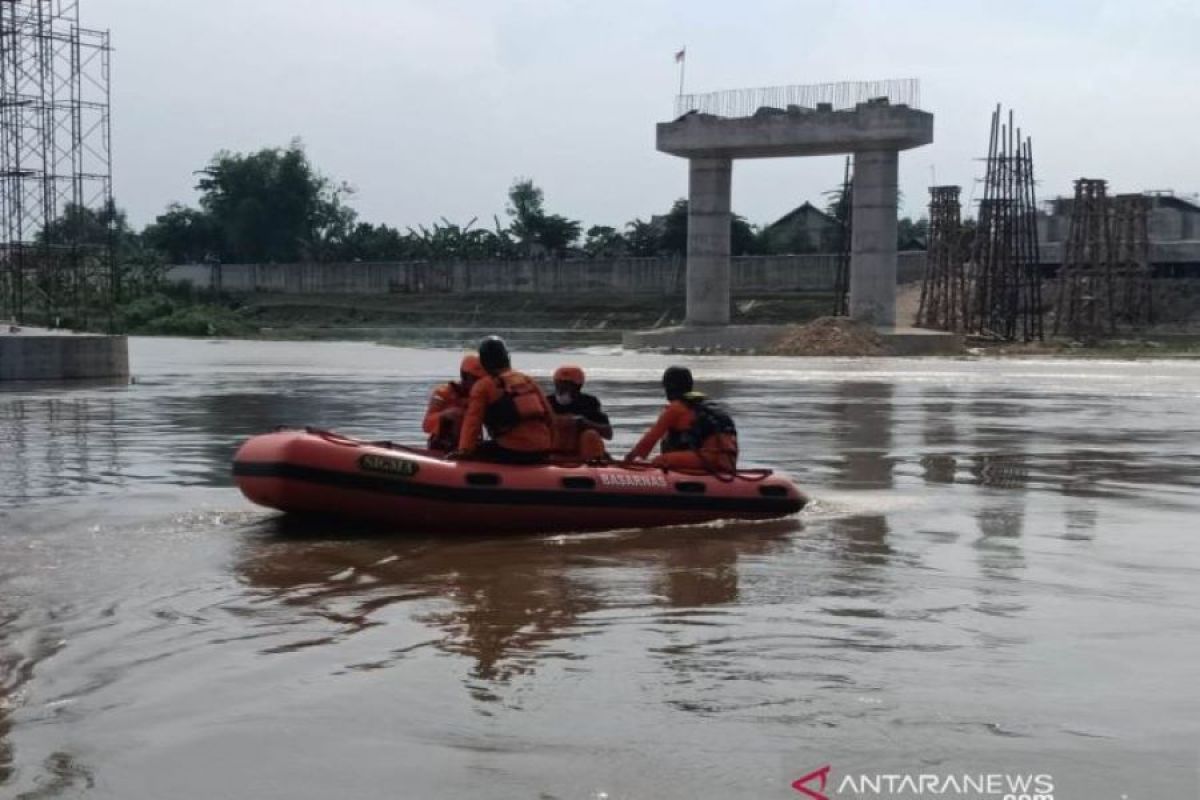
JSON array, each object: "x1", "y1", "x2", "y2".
[
  {"x1": 458, "y1": 369, "x2": 555, "y2": 454},
  {"x1": 423, "y1": 381, "x2": 472, "y2": 451},
  {"x1": 549, "y1": 392, "x2": 611, "y2": 461},
  {"x1": 629, "y1": 399, "x2": 738, "y2": 472}
]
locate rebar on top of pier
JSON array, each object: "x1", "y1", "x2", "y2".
[
  {"x1": 969, "y1": 105, "x2": 1043, "y2": 341},
  {"x1": 917, "y1": 185, "x2": 969, "y2": 331}
]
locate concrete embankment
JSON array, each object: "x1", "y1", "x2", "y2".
[
  {"x1": 227, "y1": 290, "x2": 838, "y2": 346},
  {"x1": 1, "y1": 327, "x2": 129, "y2": 382}
]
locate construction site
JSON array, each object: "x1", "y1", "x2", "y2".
[
  {"x1": 914, "y1": 105, "x2": 1197, "y2": 348},
  {"x1": 2, "y1": 2, "x2": 1199, "y2": 356}
]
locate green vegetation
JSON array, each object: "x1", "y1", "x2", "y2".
[
  {"x1": 105, "y1": 138, "x2": 932, "y2": 269},
  {"x1": 12, "y1": 139, "x2": 932, "y2": 335}
]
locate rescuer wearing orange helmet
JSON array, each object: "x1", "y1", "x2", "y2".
[
  {"x1": 624, "y1": 366, "x2": 739, "y2": 473},
  {"x1": 454, "y1": 336, "x2": 555, "y2": 464},
  {"x1": 547, "y1": 364, "x2": 612, "y2": 461},
  {"x1": 423, "y1": 353, "x2": 488, "y2": 452}
]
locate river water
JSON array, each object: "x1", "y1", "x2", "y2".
[{"x1": 2, "y1": 339, "x2": 1198, "y2": 799}]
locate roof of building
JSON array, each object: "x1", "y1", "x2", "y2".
[
  {"x1": 1156, "y1": 195, "x2": 1200, "y2": 214},
  {"x1": 766, "y1": 201, "x2": 837, "y2": 231}
]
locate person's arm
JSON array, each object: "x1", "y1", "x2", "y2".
[
  {"x1": 626, "y1": 405, "x2": 676, "y2": 460},
  {"x1": 422, "y1": 386, "x2": 449, "y2": 435},
  {"x1": 457, "y1": 381, "x2": 490, "y2": 452},
  {"x1": 581, "y1": 397, "x2": 613, "y2": 440}
]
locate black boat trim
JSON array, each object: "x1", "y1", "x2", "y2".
[{"x1": 233, "y1": 460, "x2": 803, "y2": 514}]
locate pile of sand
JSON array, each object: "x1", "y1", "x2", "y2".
[{"x1": 768, "y1": 317, "x2": 884, "y2": 356}]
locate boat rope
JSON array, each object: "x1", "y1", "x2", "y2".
[{"x1": 283, "y1": 427, "x2": 774, "y2": 482}]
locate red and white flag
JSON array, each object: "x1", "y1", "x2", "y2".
[{"x1": 674, "y1": 47, "x2": 686, "y2": 63}]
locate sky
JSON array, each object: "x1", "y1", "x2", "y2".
[{"x1": 98, "y1": 0, "x2": 1200, "y2": 231}]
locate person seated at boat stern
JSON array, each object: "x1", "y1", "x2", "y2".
[
  {"x1": 548, "y1": 365, "x2": 612, "y2": 461},
  {"x1": 454, "y1": 336, "x2": 555, "y2": 464},
  {"x1": 423, "y1": 353, "x2": 488, "y2": 452},
  {"x1": 623, "y1": 366, "x2": 738, "y2": 473}
]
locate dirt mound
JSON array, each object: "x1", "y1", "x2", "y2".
[{"x1": 769, "y1": 316, "x2": 884, "y2": 356}]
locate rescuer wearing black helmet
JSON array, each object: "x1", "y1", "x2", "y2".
[
  {"x1": 455, "y1": 335, "x2": 554, "y2": 463},
  {"x1": 661, "y1": 365, "x2": 694, "y2": 399},
  {"x1": 624, "y1": 366, "x2": 739, "y2": 473},
  {"x1": 478, "y1": 335, "x2": 510, "y2": 373}
]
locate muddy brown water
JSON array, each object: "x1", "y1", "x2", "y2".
[{"x1": 2, "y1": 339, "x2": 1199, "y2": 798}]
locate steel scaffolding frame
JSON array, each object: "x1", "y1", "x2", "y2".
[
  {"x1": 1053, "y1": 183, "x2": 1155, "y2": 338},
  {"x1": 1, "y1": 0, "x2": 113, "y2": 324},
  {"x1": 969, "y1": 105, "x2": 1042, "y2": 341},
  {"x1": 1053, "y1": 179, "x2": 1111, "y2": 339},
  {"x1": 917, "y1": 185, "x2": 969, "y2": 331},
  {"x1": 1109, "y1": 193, "x2": 1153, "y2": 329}
]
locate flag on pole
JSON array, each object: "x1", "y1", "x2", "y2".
[{"x1": 674, "y1": 47, "x2": 686, "y2": 63}]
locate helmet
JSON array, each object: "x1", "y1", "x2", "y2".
[
  {"x1": 661, "y1": 365, "x2": 693, "y2": 399},
  {"x1": 478, "y1": 335, "x2": 510, "y2": 373},
  {"x1": 553, "y1": 365, "x2": 585, "y2": 386},
  {"x1": 459, "y1": 354, "x2": 486, "y2": 381}
]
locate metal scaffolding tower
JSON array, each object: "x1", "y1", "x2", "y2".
[
  {"x1": 1053, "y1": 179, "x2": 1111, "y2": 339},
  {"x1": 1, "y1": 0, "x2": 113, "y2": 324},
  {"x1": 917, "y1": 185, "x2": 968, "y2": 331},
  {"x1": 1053, "y1": 183, "x2": 1155, "y2": 338},
  {"x1": 969, "y1": 105, "x2": 1042, "y2": 341},
  {"x1": 1109, "y1": 192, "x2": 1153, "y2": 329}
]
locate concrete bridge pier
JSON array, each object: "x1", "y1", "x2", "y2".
[
  {"x1": 686, "y1": 157, "x2": 733, "y2": 326},
  {"x1": 632, "y1": 89, "x2": 938, "y2": 350},
  {"x1": 849, "y1": 149, "x2": 899, "y2": 327}
]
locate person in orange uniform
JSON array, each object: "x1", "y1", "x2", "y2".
[
  {"x1": 624, "y1": 366, "x2": 739, "y2": 472},
  {"x1": 422, "y1": 354, "x2": 487, "y2": 452},
  {"x1": 547, "y1": 365, "x2": 612, "y2": 461},
  {"x1": 455, "y1": 336, "x2": 555, "y2": 464}
]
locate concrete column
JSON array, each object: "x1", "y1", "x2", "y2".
[
  {"x1": 850, "y1": 149, "x2": 899, "y2": 327},
  {"x1": 686, "y1": 157, "x2": 732, "y2": 326}
]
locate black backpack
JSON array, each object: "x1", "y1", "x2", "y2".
[{"x1": 664, "y1": 393, "x2": 736, "y2": 452}]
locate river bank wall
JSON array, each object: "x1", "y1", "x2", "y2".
[{"x1": 164, "y1": 253, "x2": 929, "y2": 295}]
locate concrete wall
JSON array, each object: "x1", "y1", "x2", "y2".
[
  {"x1": 165, "y1": 253, "x2": 929, "y2": 296},
  {"x1": 0, "y1": 334, "x2": 129, "y2": 382},
  {"x1": 1038, "y1": 240, "x2": 1200, "y2": 267},
  {"x1": 1038, "y1": 203, "x2": 1200, "y2": 245}
]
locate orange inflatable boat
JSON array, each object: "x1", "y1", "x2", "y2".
[{"x1": 232, "y1": 429, "x2": 807, "y2": 533}]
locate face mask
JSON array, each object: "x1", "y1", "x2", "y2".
[{"x1": 555, "y1": 392, "x2": 574, "y2": 406}]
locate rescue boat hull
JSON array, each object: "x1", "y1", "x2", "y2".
[{"x1": 232, "y1": 430, "x2": 807, "y2": 533}]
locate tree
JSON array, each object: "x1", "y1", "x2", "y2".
[
  {"x1": 583, "y1": 225, "x2": 627, "y2": 257},
  {"x1": 195, "y1": 139, "x2": 355, "y2": 262},
  {"x1": 624, "y1": 218, "x2": 662, "y2": 257},
  {"x1": 39, "y1": 201, "x2": 167, "y2": 301},
  {"x1": 504, "y1": 178, "x2": 582, "y2": 256},
  {"x1": 731, "y1": 214, "x2": 761, "y2": 255},
  {"x1": 656, "y1": 198, "x2": 760, "y2": 256},
  {"x1": 661, "y1": 199, "x2": 688, "y2": 255},
  {"x1": 339, "y1": 222, "x2": 412, "y2": 261},
  {"x1": 505, "y1": 179, "x2": 544, "y2": 246},
  {"x1": 897, "y1": 216, "x2": 930, "y2": 250},
  {"x1": 142, "y1": 203, "x2": 222, "y2": 263},
  {"x1": 39, "y1": 200, "x2": 132, "y2": 251}
]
